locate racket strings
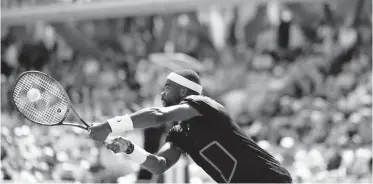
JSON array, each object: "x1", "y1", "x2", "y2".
[{"x1": 13, "y1": 73, "x2": 69, "y2": 125}]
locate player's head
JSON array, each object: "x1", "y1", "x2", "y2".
[{"x1": 161, "y1": 69, "x2": 202, "y2": 107}]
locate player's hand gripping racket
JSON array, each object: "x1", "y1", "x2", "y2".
[{"x1": 12, "y1": 71, "x2": 112, "y2": 143}]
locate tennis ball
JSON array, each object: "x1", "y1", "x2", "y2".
[{"x1": 27, "y1": 88, "x2": 41, "y2": 102}]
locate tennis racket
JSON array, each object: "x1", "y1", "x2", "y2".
[{"x1": 12, "y1": 71, "x2": 91, "y2": 130}]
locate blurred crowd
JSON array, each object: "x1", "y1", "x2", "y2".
[{"x1": 1, "y1": 0, "x2": 372, "y2": 183}]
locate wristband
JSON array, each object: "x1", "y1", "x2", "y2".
[
  {"x1": 107, "y1": 115, "x2": 134, "y2": 134},
  {"x1": 126, "y1": 141, "x2": 149, "y2": 164}
]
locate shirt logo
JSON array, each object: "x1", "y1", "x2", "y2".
[{"x1": 199, "y1": 141, "x2": 237, "y2": 183}]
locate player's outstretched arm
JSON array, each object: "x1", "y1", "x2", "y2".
[
  {"x1": 130, "y1": 104, "x2": 200, "y2": 129},
  {"x1": 89, "y1": 104, "x2": 200, "y2": 142},
  {"x1": 107, "y1": 137, "x2": 183, "y2": 175}
]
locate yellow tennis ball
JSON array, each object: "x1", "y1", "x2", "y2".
[{"x1": 27, "y1": 88, "x2": 41, "y2": 102}]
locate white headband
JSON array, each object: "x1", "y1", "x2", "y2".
[{"x1": 167, "y1": 72, "x2": 202, "y2": 94}]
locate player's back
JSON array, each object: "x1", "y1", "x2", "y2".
[{"x1": 167, "y1": 95, "x2": 292, "y2": 183}]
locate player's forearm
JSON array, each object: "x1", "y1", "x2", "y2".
[
  {"x1": 122, "y1": 140, "x2": 169, "y2": 175},
  {"x1": 141, "y1": 154, "x2": 168, "y2": 175},
  {"x1": 130, "y1": 107, "x2": 168, "y2": 129},
  {"x1": 107, "y1": 107, "x2": 168, "y2": 133}
]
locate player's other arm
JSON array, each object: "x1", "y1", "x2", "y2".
[
  {"x1": 142, "y1": 142, "x2": 183, "y2": 175},
  {"x1": 107, "y1": 137, "x2": 183, "y2": 175}
]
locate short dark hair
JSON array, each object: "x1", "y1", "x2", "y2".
[{"x1": 174, "y1": 69, "x2": 201, "y2": 85}]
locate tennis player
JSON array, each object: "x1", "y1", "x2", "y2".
[{"x1": 89, "y1": 69, "x2": 292, "y2": 183}]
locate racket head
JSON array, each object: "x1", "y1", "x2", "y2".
[{"x1": 12, "y1": 71, "x2": 71, "y2": 126}]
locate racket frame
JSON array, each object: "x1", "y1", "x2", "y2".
[{"x1": 12, "y1": 71, "x2": 90, "y2": 130}]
